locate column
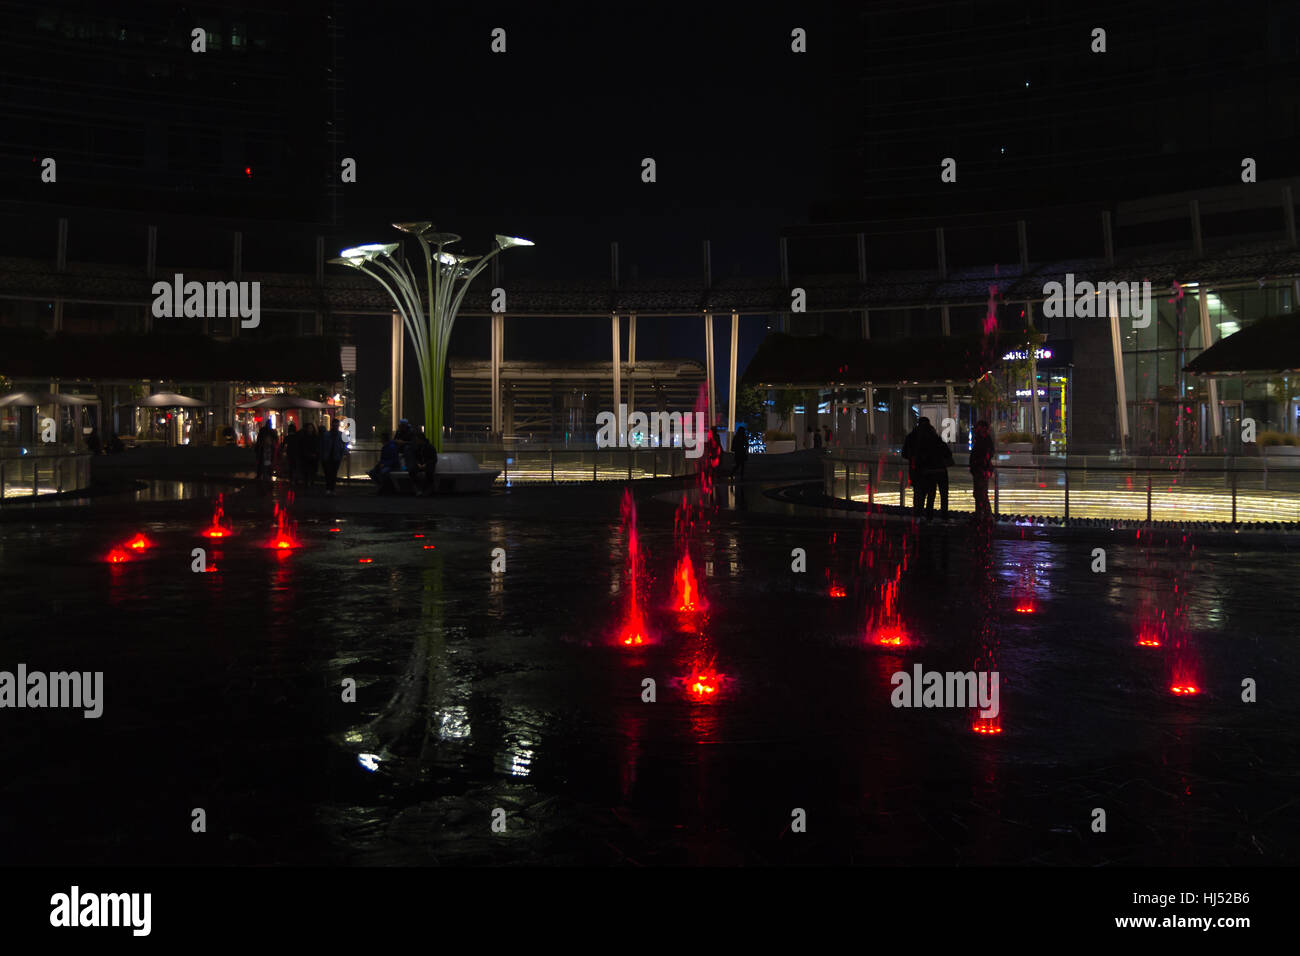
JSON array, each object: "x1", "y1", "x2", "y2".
[
  {"x1": 704, "y1": 313, "x2": 715, "y2": 430},
  {"x1": 1196, "y1": 282, "x2": 1222, "y2": 449},
  {"x1": 491, "y1": 312, "x2": 504, "y2": 438},
  {"x1": 391, "y1": 310, "x2": 403, "y2": 434},
  {"x1": 727, "y1": 310, "x2": 739, "y2": 444},
  {"x1": 627, "y1": 312, "x2": 637, "y2": 424},
  {"x1": 611, "y1": 313, "x2": 621, "y2": 428},
  {"x1": 1107, "y1": 295, "x2": 1129, "y2": 454}
]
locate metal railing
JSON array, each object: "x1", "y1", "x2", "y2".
[
  {"x1": 0, "y1": 451, "x2": 94, "y2": 501},
  {"x1": 823, "y1": 453, "x2": 1300, "y2": 525},
  {"x1": 342, "y1": 443, "x2": 692, "y2": 485}
]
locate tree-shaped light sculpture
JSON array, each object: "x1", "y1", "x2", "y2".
[{"x1": 330, "y1": 223, "x2": 533, "y2": 450}]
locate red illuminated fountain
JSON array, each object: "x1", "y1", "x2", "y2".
[
  {"x1": 202, "y1": 494, "x2": 233, "y2": 538},
  {"x1": 861, "y1": 515, "x2": 912, "y2": 647},
  {"x1": 668, "y1": 385, "x2": 718, "y2": 618},
  {"x1": 268, "y1": 495, "x2": 300, "y2": 551},
  {"x1": 616, "y1": 488, "x2": 651, "y2": 647},
  {"x1": 125, "y1": 533, "x2": 151, "y2": 551}
]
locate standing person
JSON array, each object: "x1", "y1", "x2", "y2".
[
  {"x1": 254, "y1": 419, "x2": 274, "y2": 482},
  {"x1": 970, "y1": 420, "x2": 995, "y2": 520},
  {"x1": 301, "y1": 422, "x2": 319, "y2": 489},
  {"x1": 256, "y1": 422, "x2": 278, "y2": 489},
  {"x1": 731, "y1": 424, "x2": 749, "y2": 480},
  {"x1": 919, "y1": 418, "x2": 954, "y2": 520},
  {"x1": 823, "y1": 424, "x2": 832, "y2": 448},
  {"x1": 284, "y1": 422, "x2": 301, "y2": 486},
  {"x1": 902, "y1": 417, "x2": 930, "y2": 519},
  {"x1": 319, "y1": 418, "x2": 346, "y2": 495},
  {"x1": 812, "y1": 426, "x2": 823, "y2": 450}
]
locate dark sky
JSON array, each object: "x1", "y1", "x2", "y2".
[{"x1": 337, "y1": 1, "x2": 833, "y2": 415}]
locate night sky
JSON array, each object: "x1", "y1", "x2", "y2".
[{"x1": 337, "y1": 1, "x2": 834, "y2": 409}]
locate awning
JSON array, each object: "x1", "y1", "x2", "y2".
[
  {"x1": 1184, "y1": 313, "x2": 1300, "y2": 374},
  {"x1": 237, "y1": 395, "x2": 331, "y2": 410}
]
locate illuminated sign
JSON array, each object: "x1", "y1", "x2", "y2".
[{"x1": 1002, "y1": 348, "x2": 1053, "y2": 362}]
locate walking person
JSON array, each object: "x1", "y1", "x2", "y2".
[
  {"x1": 731, "y1": 423, "x2": 749, "y2": 480},
  {"x1": 319, "y1": 418, "x2": 346, "y2": 495},
  {"x1": 970, "y1": 420, "x2": 995, "y2": 520}
]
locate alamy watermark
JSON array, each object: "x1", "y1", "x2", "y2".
[
  {"x1": 890, "y1": 664, "x2": 1000, "y2": 718},
  {"x1": 50, "y1": 886, "x2": 150, "y2": 936},
  {"x1": 596, "y1": 404, "x2": 708, "y2": 459},
  {"x1": 151, "y1": 273, "x2": 260, "y2": 328},
  {"x1": 1043, "y1": 273, "x2": 1152, "y2": 329},
  {"x1": 0, "y1": 664, "x2": 103, "y2": 718}
]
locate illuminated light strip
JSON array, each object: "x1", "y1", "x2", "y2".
[{"x1": 849, "y1": 489, "x2": 1300, "y2": 523}]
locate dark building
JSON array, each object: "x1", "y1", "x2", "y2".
[{"x1": 0, "y1": 0, "x2": 343, "y2": 231}]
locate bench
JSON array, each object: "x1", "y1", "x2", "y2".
[{"x1": 432, "y1": 452, "x2": 500, "y2": 493}]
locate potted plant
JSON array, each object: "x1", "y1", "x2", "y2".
[{"x1": 763, "y1": 429, "x2": 797, "y2": 455}]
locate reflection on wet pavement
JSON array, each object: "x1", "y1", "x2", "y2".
[{"x1": 0, "y1": 483, "x2": 1295, "y2": 865}]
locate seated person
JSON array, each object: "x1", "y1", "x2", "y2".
[
  {"x1": 410, "y1": 434, "x2": 437, "y2": 495},
  {"x1": 369, "y1": 432, "x2": 403, "y2": 492}
]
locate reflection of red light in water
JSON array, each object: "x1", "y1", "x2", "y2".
[
  {"x1": 329, "y1": 528, "x2": 341, "y2": 533},
  {"x1": 358, "y1": 558, "x2": 373, "y2": 564},
  {"x1": 107, "y1": 548, "x2": 129, "y2": 564},
  {"x1": 673, "y1": 551, "x2": 705, "y2": 612},
  {"x1": 1170, "y1": 683, "x2": 1200, "y2": 696},
  {"x1": 1014, "y1": 602, "x2": 1036, "y2": 614},
  {"x1": 1137, "y1": 633, "x2": 1162, "y2": 647},
  {"x1": 126, "y1": 533, "x2": 150, "y2": 551},
  {"x1": 870, "y1": 624, "x2": 908, "y2": 647},
  {"x1": 689, "y1": 674, "x2": 719, "y2": 697},
  {"x1": 423, "y1": 545, "x2": 436, "y2": 550},
  {"x1": 829, "y1": 584, "x2": 846, "y2": 599}
]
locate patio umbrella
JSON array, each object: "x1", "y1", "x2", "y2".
[
  {"x1": 0, "y1": 391, "x2": 100, "y2": 407},
  {"x1": 119, "y1": 392, "x2": 210, "y2": 408}
]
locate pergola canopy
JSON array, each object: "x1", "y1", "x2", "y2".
[{"x1": 741, "y1": 330, "x2": 1040, "y2": 389}]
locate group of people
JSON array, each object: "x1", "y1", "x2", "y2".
[
  {"x1": 903, "y1": 417, "x2": 996, "y2": 521},
  {"x1": 369, "y1": 418, "x2": 438, "y2": 495},
  {"x1": 253, "y1": 417, "x2": 348, "y2": 494}
]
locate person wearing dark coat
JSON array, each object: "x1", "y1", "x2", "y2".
[
  {"x1": 918, "y1": 419, "x2": 954, "y2": 520},
  {"x1": 731, "y1": 424, "x2": 749, "y2": 479},
  {"x1": 902, "y1": 418, "x2": 930, "y2": 518},
  {"x1": 970, "y1": 420, "x2": 995, "y2": 519}
]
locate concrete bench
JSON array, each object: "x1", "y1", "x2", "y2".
[{"x1": 433, "y1": 452, "x2": 500, "y2": 493}]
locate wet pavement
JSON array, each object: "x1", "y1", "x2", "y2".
[{"x1": 0, "y1": 479, "x2": 1296, "y2": 865}]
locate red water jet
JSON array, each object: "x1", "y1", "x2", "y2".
[
  {"x1": 202, "y1": 494, "x2": 232, "y2": 538},
  {"x1": 125, "y1": 533, "x2": 151, "y2": 551},
  {"x1": 268, "y1": 501, "x2": 299, "y2": 550},
  {"x1": 617, "y1": 488, "x2": 653, "y2": 646}
]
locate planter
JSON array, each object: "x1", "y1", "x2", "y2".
[
  {"x1": 1264, "y1": 445, "x2": 1300, "y2": 465},
  {"x1": 1001, "y1": 442, "x2": 1034, "y2": 465},
  {"x1": 764, "y1": 440, "x2": 797, "y2": 455}
]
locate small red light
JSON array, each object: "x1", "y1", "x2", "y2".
[
  {"x1": 126, "y1": 534, "x2": 150, "y2": 551},
  {"x1": 1170, "y1": 684, "x2": 1200, "y2": 696},
  {"x1": 328, "y1": 528, "x2": 341, "y2": 533},
  {"x1": 1014, "y1": 603, "x2": 1036, "y2": 614},
  {"x1": 107, "y1": 549, "x2": 129, "y2": 564},
  {"x1": 423, "y1": 545, "x2": 435, "y2": 549},
  {"x1": 413, "y1": 534, "x2": 424, "y2": 538},
  {"x1": 358, "y1": 558, "x2": 373, "y2": 563},
  {"x1": 829, "y1": 585, "x2": 846, "y2": 598},
  {"x1": 972, "y1": 721, "x2": 1004, "y2": 735},
  {"x1": 244, "y1": 166, "x2": 252, "y2": 177}
]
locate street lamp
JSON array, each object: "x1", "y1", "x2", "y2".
[{"x1": 331, "y1": 224, "x2": 533, "y2": 450}]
